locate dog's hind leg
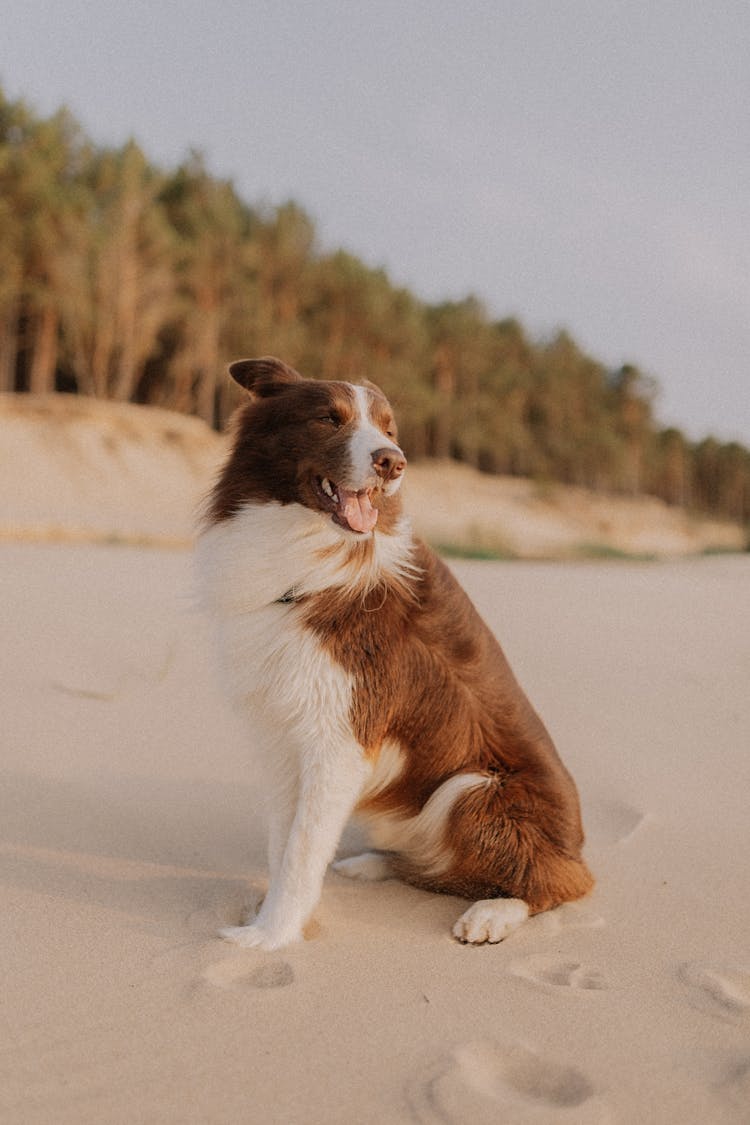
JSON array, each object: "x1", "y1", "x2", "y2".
[
  {"x1": 393, "y1": 769, "x2": 593, "y2": 945},
  {"x1": 452, "y1": 898, "x2": 530, "y2": 943},
  {"x1": 332, "y1": 851, "x2": 394, "y2": 881}
]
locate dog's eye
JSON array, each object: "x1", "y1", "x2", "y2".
[{"x1": 319, "y1": 413, "x2": 342, "y2": 427}]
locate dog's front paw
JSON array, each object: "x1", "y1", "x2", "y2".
[
  {"x1": 452, "y1": 898, "x2": 530, "y2": 944},
  {"x1": 218, "y1": 923, "x2": 302, "y2": 951}
]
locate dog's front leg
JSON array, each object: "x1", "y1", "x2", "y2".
[
  {"x1": 221, "y1": 741, "x2": 370, "y2": 951},
  {"x1": 263, "y1": 757, "x2": 300, "y2": 884}
]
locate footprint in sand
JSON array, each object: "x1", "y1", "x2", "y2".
[
  {"x1": 48, "y1": 642, "x2": 176, "y2": 701},
  {"x1": 528, "y1": 901, "x2": 606, "y2": 936},
  {"x1": 587, "y1": 800, "x2": 647, "y2": 847},
  {"x1": 679, "y1": 962, "x2": 750, "y2": 1023},
  {"x1": 406, "y1": 1040, "x2": 610, "y2": 1124},
  {"x1": 717, "y1": 1056, "x2": 750, "y2": 1116},
  {"x1": 510, "y1": 956, "x2": 609, "y2": 992},
  {"x1": 202, "y1": 956, "x2": 295, "y2": 990}
]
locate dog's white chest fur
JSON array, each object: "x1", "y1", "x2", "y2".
[{"x1": 196, "y1": 502, "x2": 357, "y2": 738}]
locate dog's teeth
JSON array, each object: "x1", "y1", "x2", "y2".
[{"x1": 321, "y1": 478, "x2": 337, "y2": 501}]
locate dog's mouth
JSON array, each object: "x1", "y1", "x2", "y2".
[{"x1": 314, "y1": 476, "x2": 379, "y2": 534}]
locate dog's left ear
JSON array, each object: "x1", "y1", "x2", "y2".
[
  {"x1": 361, "y1": 377, "x2": 387, "y2": 398},
  {"x1": 228, "y1": 357, "x2": 304, "y2": 397}
]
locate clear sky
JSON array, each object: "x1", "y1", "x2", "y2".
[{"x1": 2, "y1": 1, "x2": 748, "y2": 444}]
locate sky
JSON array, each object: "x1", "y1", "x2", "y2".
[{"x1": 2, "y1": 1, "x2": 749, "y2": 444}]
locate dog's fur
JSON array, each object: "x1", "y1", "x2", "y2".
[{"x1": 196, "y1": 357, "x2": 593, "y2": 949}]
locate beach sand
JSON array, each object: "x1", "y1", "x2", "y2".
[{"x1": 2, "y1": 541, "x2": 749, "y2": 1124}]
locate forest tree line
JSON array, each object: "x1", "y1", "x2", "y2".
[{"x1": 1, "y1": 87, "x2": 748, "y2": 524}]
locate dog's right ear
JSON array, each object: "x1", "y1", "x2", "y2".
[{"x1": 228, "y1": 357, "x2": 304, "y2": 397}]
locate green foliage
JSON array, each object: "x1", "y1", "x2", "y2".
[
  {"x1": 1, "y1": 84, "x2": 748, "y2": 524},
  {"x1": 433, "y1": 542, "x2": 517, "y2": 562}
]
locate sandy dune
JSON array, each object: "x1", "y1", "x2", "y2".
[
  {"x1": 1, "y1": 394, "x2": 745, "y2": 557},
  {"x1": 2, "y1": 540, "x2": 749, "y2": 1124}
]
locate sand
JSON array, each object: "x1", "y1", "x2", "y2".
[
  {"x1": 404, "y1": 461, "x2": 747, "y2": 559},
  {"x1": 1, "y1": 394, "x2": 748, "y2": 1121},
  {"x1": 0, "y1": 394, "x2": 223, "y2": 547},
  {"x1": 2, "y1": 539, "x2": 749, "y2": 1125}
]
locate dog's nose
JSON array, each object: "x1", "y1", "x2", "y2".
[{"x1": 371, "y1": 447, "x2": 406, "y2": 481}]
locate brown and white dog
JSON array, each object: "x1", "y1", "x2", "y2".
[{"x1": 196, "y1": 357, "x2": 593, "y2": 950}]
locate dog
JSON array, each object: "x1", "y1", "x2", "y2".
[{"x1": 196, "y1": 357, "x2": 593, "y2": 950}]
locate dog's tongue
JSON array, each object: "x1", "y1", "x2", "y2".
[{"x1": 339, "y1": 488, "x2": 378, "y2": 533}]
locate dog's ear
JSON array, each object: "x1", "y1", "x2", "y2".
[
  {"x1": 361, "y1": 377, "x2": 387, "y2": 399},
  {"x1": 228, "y1": 357, "x2": 304, "y2": 397}
]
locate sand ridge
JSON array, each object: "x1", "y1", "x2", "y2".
[{"x1": 1, "y1": 393, "x2": 745, "y2": 557}]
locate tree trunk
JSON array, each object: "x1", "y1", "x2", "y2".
[
  {"x1": 28, "y1": 305, "x2": 59, "y2": 395},
  {"x1": 432, "y1": 344, "x2": 455, "y2": 460},
  {"x1": 112, "y1": 263, "x2": 138, "y2": 401},
  {"x1": 195, "y1": 306, "x2": 220, "y2": 425},
  {"x1": 0, "y1": 303, "x2": 18, "y2": 393}
]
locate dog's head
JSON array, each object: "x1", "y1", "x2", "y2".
[{"x1": 209, "y1": 357, "x2": 406, "y2": 536}]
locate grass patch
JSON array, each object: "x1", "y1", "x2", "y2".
[
  {"x1": 700, "y1": 543, "x2": 749, "y2": 556},
  {"x1": 432, "y1": 540, "x2": 517, "y2": 562},
  {"x1": 0, "y1": 525, "x2": 192, "y2": 550},
  {"x1": 574, "y1": 542, "x2": 657, "y2": 562}
]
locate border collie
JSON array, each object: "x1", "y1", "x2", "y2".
[{"x1": 196, "y1": 357, "x2": 593, "y2": 950}]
